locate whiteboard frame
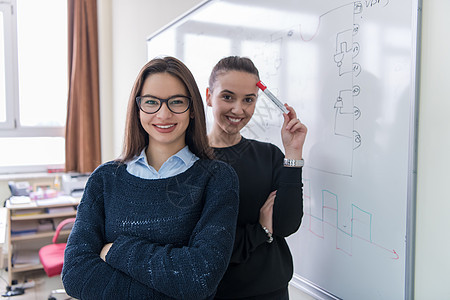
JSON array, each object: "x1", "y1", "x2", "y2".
[
  {"x1": 404, "y1": 1, "x2": 422, "y2": 300},
  {"x1": 146, "y1": 1, "x2": 422, "y2": 299}
]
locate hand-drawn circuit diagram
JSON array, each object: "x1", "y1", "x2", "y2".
[{"x1": 243, "y1": 1, "x2": 364, "y2": 177}]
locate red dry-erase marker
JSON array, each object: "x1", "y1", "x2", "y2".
[{"x1": 256, "y1": 81, "x2": 289, "y2": 114}]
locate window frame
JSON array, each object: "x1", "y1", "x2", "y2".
[
  {"x1": 0, "y1": 0, "x2": 66, "y2": 174},
  {"x1": 0, "y1": 0, "x2": 17, "y2": 130}
]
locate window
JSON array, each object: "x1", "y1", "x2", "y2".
[{"x1": 0, "y1": 0, "x2": 68, "y2": 174}]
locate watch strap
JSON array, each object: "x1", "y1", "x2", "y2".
[{"x1": 283, "y1": 158, "x2": 304, "y2": 168}]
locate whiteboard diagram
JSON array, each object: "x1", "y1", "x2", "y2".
[
  {"x1": 303, "y1": 179, "x2": 399, "y2": 259},
  {"x1": 242, "y1": 2, "x2": 364, "y2": 177},
  {"x1": 301, "y1": 2, "x2": 363, "y2": 177}
]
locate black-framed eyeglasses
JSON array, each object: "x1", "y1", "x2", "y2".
[{"x1": 136, "y1": 95, "x2": 191, "y2": 114}]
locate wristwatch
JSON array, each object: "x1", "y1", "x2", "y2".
[{"x1": 283, "y1": 158, "x2": 304, "y2": 168}]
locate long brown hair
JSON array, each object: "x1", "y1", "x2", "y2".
[{"x1": 118, "y1": 56, "x2": 213, "y2": 163}]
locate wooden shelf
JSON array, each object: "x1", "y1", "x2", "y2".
[
  {"x1": 6, "y1": 198, "x2": 79, "y2": 285},
  {"x1": 11, "y1": 263, "x2": 43, "y2": 273},
  {"x1": 11, "y1": 211, "x2": 76, "y2": 221},
  {"x1": 11, "y1": 202, "x2": 78, "y2": 210},
  {"x1": 11, "y1": 229, "x2": 72, "y2": 241}
]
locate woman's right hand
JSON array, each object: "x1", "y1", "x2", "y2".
[
  {"x1": 281, "y1": 104, "x2": 307, "y2": 159},
  {"x1": 259, "y1": 190, "x2": 276, "y2": 234}
]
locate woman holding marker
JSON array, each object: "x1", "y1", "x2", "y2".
[
  {"x1": 62, "y1": 56, "x2": 239, "y2": 300},
  {"x1": 206, "y1": 56, "x2": 307, "y2": 300}
]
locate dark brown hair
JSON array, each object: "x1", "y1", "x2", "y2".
[
  {"x1": 118, "y1": 56, "x2": 213, "y2": 163},
  {"x1": 208, "y1": 56, "x2": 260, "y2": 91}
]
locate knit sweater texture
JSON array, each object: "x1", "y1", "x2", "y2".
[
  {"x1": 62, "y1": 159, "x2": 239, "y2": 300},
  {"x1": 213, "y1": 137, "x2": 304, "y2": 299}
]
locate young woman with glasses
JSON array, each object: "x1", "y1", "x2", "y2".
[
  {"x1": 62, "y1": 56, "x2": 239, "y2": 300},
  {"x1": 206, "y1": 56, "x2": 307, "y2": 300}
]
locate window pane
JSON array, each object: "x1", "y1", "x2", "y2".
[
  {"x1": 16, "y1": 0, "x2": 68, "y2": 127},
  {"x1": 0, "y1": 12, "x2": 6, "y2": 123},
  {"x1": 0, "y1": 137, "x2": 65, "y2": 168}
]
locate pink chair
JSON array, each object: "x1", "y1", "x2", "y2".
[
  {"x1": 39, "y1": 218, "x2": 75, "y2": 300},
  {"x1": 39, "y1": 218, "x2": 76, "y2": 277}
]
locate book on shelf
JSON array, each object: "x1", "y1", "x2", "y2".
[
  {"x1": 45, "y1": 206, "x2": 76, "y2": 214},
  {"x1": 11, "y1": 220, "x2": 39, "y2": 236},
  {"x1": 11, "y1": 209, "x2": 42, "y2": 217},
  {"x1": 12, "y1": 250, "x2": 40, "y2": 266},
  {"x1": 37, "y1": 219, "x2": 54, "y2": 233}
]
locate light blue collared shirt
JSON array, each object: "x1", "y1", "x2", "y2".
[{"x1": 126, "y1": 146, "x2": 199, "y2": 179}]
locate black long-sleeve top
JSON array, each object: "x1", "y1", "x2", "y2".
[{"x1": 213, "y1": 137, "x2": 304, "y2": 299}]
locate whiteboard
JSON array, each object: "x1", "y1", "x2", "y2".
[{"x1": 147, "y1": 1, "x2": 420, "y2": 299}]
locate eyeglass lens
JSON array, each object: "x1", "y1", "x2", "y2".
[{"x1": 138, "y1": 96, "x2": 190, "y2": 114}]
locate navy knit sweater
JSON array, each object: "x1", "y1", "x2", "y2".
[{"x1": 62, "y1": 159, "x2": 239, "y2": 300}]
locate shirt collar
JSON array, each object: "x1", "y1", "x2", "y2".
[
  {"x1": 174, "y1": 145, "x2": 197, "y2": 166},
  {"x1": 132, "y1": 145, "x2": 195, "y2": 168}
]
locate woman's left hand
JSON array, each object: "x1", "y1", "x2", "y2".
[
  {"x1": 281, "y1": 104, "x2": 307, "y2": 159},
  {"x1": 100, "y1": 243, "x2": 113, "y2": 261}
]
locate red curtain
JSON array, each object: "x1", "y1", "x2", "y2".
[{"x1": 65, "y1": 0, "x2": 101, "y2": 173}]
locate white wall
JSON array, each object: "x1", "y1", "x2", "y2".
[
  {"x1": 102, "y1": 0, "x2": 205, "y2": 160},
  {"x1": 99, "y1": 0, "x2": 450, "y2": 299},
  {"x1": 98, "y1": 0, "x2": 114, "y2": 162},
  {"x1": 415, "y1": 0, "x2": 450, "y2": 299}
]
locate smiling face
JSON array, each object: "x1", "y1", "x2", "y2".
[
  {"x1": 206, "y1": 70, "x2": 259, "y2": 142},
  {"x1": 139, "y1": 72, "x2": 190, "y2": 152}
]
